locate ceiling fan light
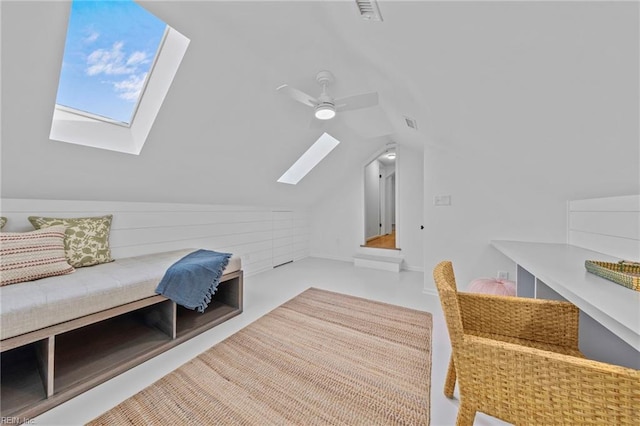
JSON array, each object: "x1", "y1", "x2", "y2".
[
  {"x1": 387, "y1": 152, "x2": 396, "y2": 159},
  {"x1": 315, "y1": 104, "x2": 336, "y2": 120}
]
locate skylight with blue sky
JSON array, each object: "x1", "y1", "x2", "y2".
[{"x1": 56, "y1": 0, "x2": 167, "y2": 125}]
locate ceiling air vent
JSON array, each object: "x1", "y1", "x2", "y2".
[
  {"x1": 356, "y1": 0, "x2": 383, "y2": 22},
  {"x1": 404, "y1": 116, "x2": 418, "y2": 130}
]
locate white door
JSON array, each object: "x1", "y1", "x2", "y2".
[{"x1": 364, "y1": 160, "x2": 381, "y2": 240}]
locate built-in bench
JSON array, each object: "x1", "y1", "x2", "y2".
[
  {"x1": 0, "y1": 249, "x2": 243, "y2": 420},
  {"x1": 0, "y1": 196, "x2": 313, "y2": 422}
]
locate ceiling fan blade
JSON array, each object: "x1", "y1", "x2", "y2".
[
  {"x1": 277, "y1": 84, "x2": 318, "y2": 107},
  {"x1": 334, "y1": 92, "x2": 378, "y2": 112}
]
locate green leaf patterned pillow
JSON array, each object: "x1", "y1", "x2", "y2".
[
  {"x1": 0, "y1": 217, "x2": 6, "y2": 229},
  {"x1": 28, "y1": 215, "x2": 114, "y2": 267}
]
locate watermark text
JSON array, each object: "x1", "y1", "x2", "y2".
[{"x1": 1, "y1": 417, "x2": 35, "y2": 425}]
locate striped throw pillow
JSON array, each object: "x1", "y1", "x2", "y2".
[{"x1": 0, "y1": 225, "x2": 75, "y2": 286}]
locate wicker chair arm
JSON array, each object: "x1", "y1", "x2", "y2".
[
  {"x1": 458, "y1": 292, "x2": 579, "y2": 348},
  {"x1": 458, "y1": 335, "x2": 640, "y2": 425}
]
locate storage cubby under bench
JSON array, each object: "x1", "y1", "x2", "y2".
[{"x1": 0, "y1": 250, "x2": 243, "y2": 421}]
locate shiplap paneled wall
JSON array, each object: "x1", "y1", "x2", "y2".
[
  {"x1": 0, "y1": 199, "x2": 310, "y2": 276},
  {"x1": 568, "y1": 194, "x2": 640, "y2": 261},
  {"x1": 272, "y1": 210, "x2": 294, "y2": 267}
]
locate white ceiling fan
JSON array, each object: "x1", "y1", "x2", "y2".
[{"x1": 277, "y1": 70, "x2": 378, "y2": 121}]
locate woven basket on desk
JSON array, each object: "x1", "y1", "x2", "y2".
[{"x1": 585, "y1": 260, "x2": 640, "y2": 291}]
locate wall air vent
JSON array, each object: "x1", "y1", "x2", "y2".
[
  {"x1": 356, "y1": 0, "x2": 383, "y2": 22},
  {"x1": 404, "y1": 116, "x2": 418, "y2": 130}
]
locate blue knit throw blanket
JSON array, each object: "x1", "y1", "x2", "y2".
[{"x1": 155, "y1": 249, "x2": 232, "y2": 313}]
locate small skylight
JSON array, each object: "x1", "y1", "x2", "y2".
[
  {"x1": 55, "y1": 0, "x2": 166, "y2": 125},
  {"x1": 278, "y1": 133, "x2": 340, "y2": 185}
]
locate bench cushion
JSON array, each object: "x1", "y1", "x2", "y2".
[{"x1": 0, "y1": 249, "x2": 241, "y2": 340}]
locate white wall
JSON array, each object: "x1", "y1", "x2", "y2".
[
  {"x1": 423, "y1": 145, "x2": 638, "y2": 292},
  {"x1": 568, "y1": 195, "x2": 640, "y2": 261},
  {"x1": 0, "y1": 198, "x2": 310, "y2": 277},
  {"x1": 310, "y1": 144, "x2": 424, "y2": 271},
  {"x1": 396, "y1": 145, "x2": 424, "y2": 270},
  {"x1": 421, "y1": 5, "x2": 639, "y2": 291}
]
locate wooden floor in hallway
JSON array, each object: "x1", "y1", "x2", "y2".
[{"x1": 364, "y1": 229, "x2": 396, "y2": 249}]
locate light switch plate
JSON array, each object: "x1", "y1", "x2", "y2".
[{"x1": 434, "y1": 195, "x2": 451, "y2": 206}]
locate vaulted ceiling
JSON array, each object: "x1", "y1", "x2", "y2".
[{"x1": 1, "y1": 1, "x2": 636, "y2": 206}]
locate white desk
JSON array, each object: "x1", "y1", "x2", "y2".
[{"x1": 491, "y1": 240, "x2": 640, "y2": 369}]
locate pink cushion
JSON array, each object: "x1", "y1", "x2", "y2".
[{"x1": 468, "y1": 278, "x2": 516, "y2": 296}]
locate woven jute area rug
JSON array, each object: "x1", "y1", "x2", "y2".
[{"x1": 88, "y1": 288, "x2": 433, "y2": 425}]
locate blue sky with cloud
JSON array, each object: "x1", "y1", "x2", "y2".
[{"x1": 56, "y1": 0, "x2": 166, "y2": 124}]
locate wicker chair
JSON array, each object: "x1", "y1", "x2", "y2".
[{"x1": 433, "y1": 260, "x2": 640, "y2": 426}]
